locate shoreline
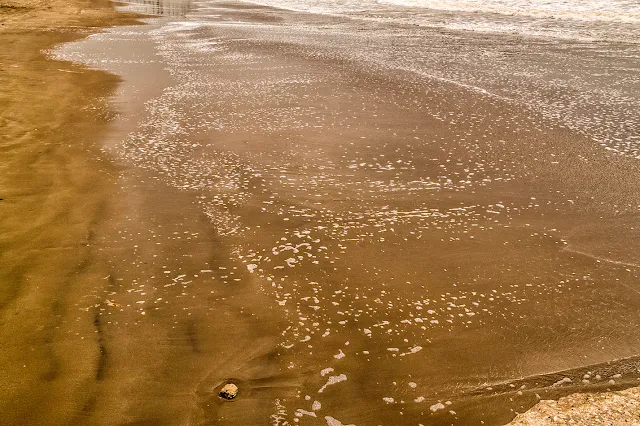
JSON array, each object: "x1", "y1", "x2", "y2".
[
  {"x1": 1, "y1": 1, "x2": 639, "y2": 425},
  {"x1": 2, "y1": 2, "x2": 292, "y2": 424}
]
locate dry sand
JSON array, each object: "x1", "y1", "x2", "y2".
[{"x1": 509, "y1": 387, "x2": 640, "y2": 425}]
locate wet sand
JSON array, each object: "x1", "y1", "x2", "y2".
[
  {"x1": 0, "y1": 1, "x2": 149, "y2": 424},
  {"x1": 2, "y1": 0, "x2": 640, "y2": 425}
]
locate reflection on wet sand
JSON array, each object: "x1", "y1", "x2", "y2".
[{"x1": 124, "y1": 0, "x2": 193, "y2": 16}]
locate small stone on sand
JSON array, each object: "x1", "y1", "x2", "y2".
[{"x1": 219, "y1": 383, "x2": 239, "y2": 400}]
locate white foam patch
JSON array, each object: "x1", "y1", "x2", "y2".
[
  {"x1": 430, "y1": 402, "x2": 446, "y2": 413},
  {"x1": 325, "y1": 416, "x2": 356, "y2": 426},
  {"x1": 318, "y1": 374, "x2": 348, "y2": 393}
]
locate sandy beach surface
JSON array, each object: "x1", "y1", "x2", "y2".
[{"x1": 2, "y1": 0, "x2": 640, "y2": 425}]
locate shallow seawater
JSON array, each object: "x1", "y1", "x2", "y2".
[{"x1": 52, "y1": 0, "x2": 640, "y2": 424}]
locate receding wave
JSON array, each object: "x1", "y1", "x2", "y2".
[
  {"x1": 376, "y1": 0, "x2": 640, "y2": 23},
  {"x1": 241, "y1": 0, "x2": 640, "y2": 22},
  {"x1": 239, "y1": 0, "x2": 640, "y2": 42}
]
